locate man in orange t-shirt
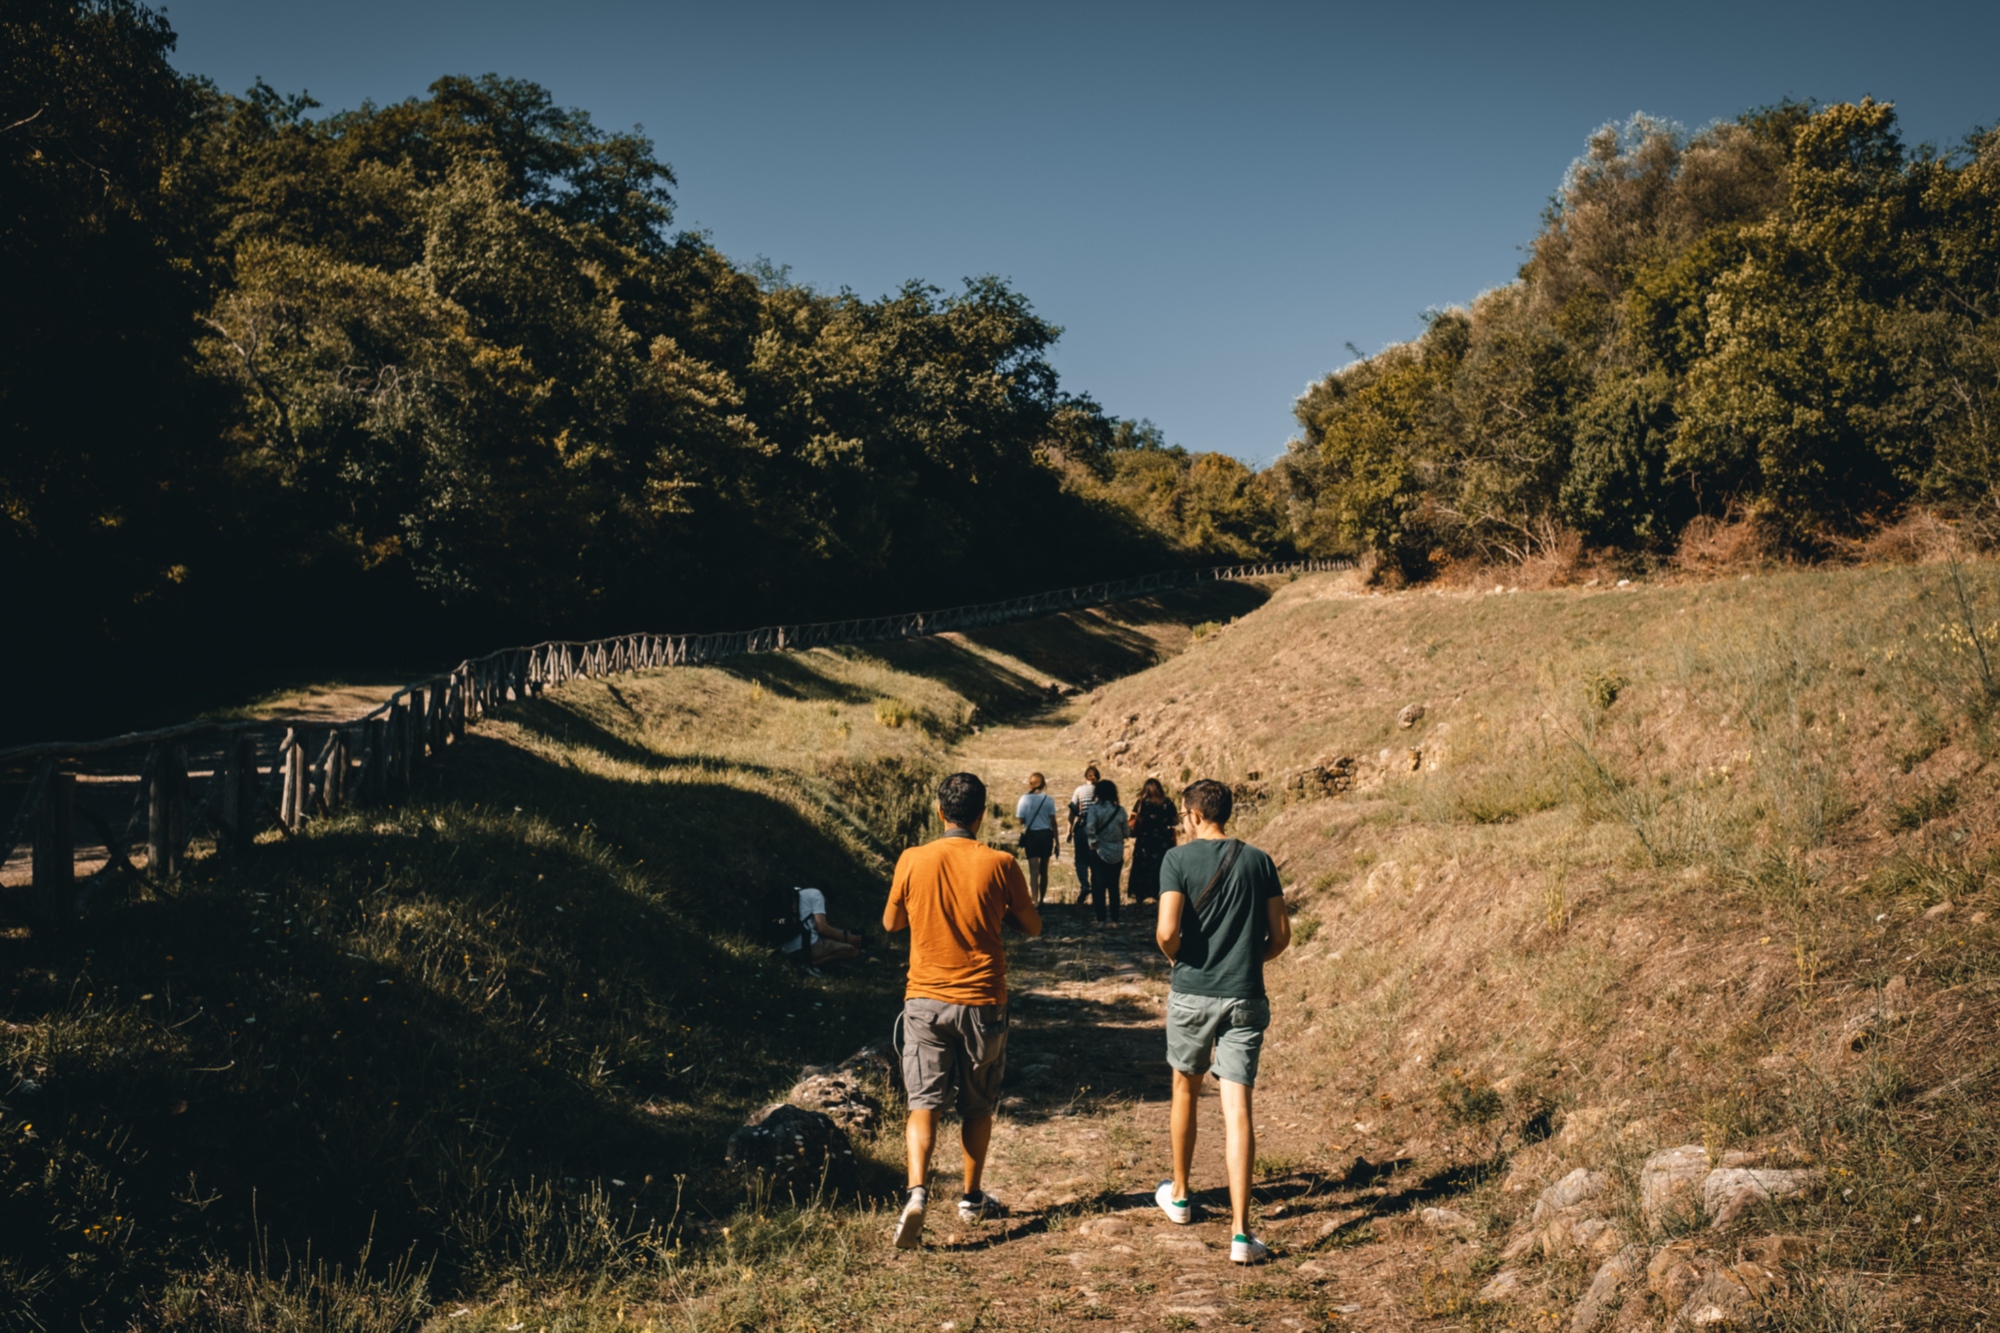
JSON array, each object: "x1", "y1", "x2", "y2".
[{"x1": 882, "y1": 771, "x2": 1043, "y2": 1249}]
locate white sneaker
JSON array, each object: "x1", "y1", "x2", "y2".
[
  {"x1": 1155, "y1": 1181, "x2": 1192, "y2": 1225},
  {"x1": 1230, "y1": 1233, "x2": 1271, "y2": 1265},
  {"x1": 892, "y1": 1189, "x2": 926, "y2": 1249},
  {"x1": 958, "y1": 1190, "x2": 999, "y2": 1223}
]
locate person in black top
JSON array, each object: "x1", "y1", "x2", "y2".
[{"x1": 1126, "y1": 777, "x2": 1179, "y2": 904}]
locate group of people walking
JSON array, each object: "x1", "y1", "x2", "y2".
[
  {"x1": 881, "y1": 769, "x2": 1290, "y2": 1263},
  {"x1": 1012, "y1": 764, "x2": 1183, "y2": 924}
]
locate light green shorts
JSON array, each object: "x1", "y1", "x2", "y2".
[{"x1": 1165, "y1": 991, "x2": 1270, "y2": 1087}]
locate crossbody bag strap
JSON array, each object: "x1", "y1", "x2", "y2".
[{"x1": 1189, "y1": 838, "x2": 1245, "y2": 921}]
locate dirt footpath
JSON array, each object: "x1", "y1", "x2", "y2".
[{"x1": 881, "y1": 899, "x2": 1483, "y2": 1332}]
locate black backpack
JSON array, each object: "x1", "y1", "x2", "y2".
[{"x1": 776, "y1": 886, "x2": 813, "y2": 965}]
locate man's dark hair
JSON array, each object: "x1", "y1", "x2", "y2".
[
  {"x1": 938, "y1": 772, "x2": 987, "y2": 827},
  {"x1": 1182, "y1": 778, "x2": 1233, "y2": 827}
]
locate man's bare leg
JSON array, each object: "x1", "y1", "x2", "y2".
[
  {"x1": 1169, "y1": 1068, "x2": 1200, "y2": 1201},
  {"x1": 909, "y1": 1109, "x2": 993, "y2": 1193},
  {"x1": 961, "y1": 1113, "x2": 994, "y2": 1193},
  {"x1": 906, "y1": 1107, "x2": 937, "y2": 1188},
  {"x1": 1220, "y1": 1078, "x2": 1255, "y2": 1237},
  {"x1": 810, "y1": 939, "x2": 861, "y2": 965}
]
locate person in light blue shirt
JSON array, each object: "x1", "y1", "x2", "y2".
[{"x1": 1014, "y1": 772, "x2": 1059, "y2": 906}]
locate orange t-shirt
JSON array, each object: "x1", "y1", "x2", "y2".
[{"x1": 889, "y1": 833, "x2": 1041, "y2": 1006}]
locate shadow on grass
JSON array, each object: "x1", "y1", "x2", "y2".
[
  {"x1": 846, "y1": 581, "x2": 1278, "y2": 722},
  {"x1": 963, "y1": 582, "x2": 1273, "y2": 684},
  {"x1": 0, "y1": 730, "x2": 911, "y2": 1327},
  {"x1": 717, "y1": 653, "x2": 879, "y2": 705}
]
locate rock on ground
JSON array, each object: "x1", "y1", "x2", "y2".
[
  {"x1": 1641, "y1": 1146, "x2": 1711, "y2": 1228},
  {"x1": 723, "y1": 1103, "x2": 856, "y2": 1194},
  {"x1": 1504, "y1": 1167, "x2": 1620, "y2": 1259},
  {"x1": 1420, "y1": 1206, "x2": 1478, "y2": 1232},
  {"x1": 1572, "y1": 1244, "x2": 1645, "y2": 1333},
  {"x1": 788, "y1": 1070, "x2": 882, "y2": 1135},
  {"x1": 1703, "y1": 1167, "x2": 1819, "y2": 1229}
]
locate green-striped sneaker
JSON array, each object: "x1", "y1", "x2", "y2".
[{"x1": 1230, "y1": 1233, "x2": 1271, "y2": 1265}]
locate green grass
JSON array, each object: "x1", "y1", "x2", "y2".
[{"x1": 0, "y1": 644, "x2": 982, "y2": 1329}]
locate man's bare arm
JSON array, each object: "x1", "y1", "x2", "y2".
[
  {"x1": 882, "y1": 897, "x2": 908, "y2": 933},
  {"x1": 1156, "y1": 891, "x2": 1185, "y2": 962},
  {"x1": 1004, "y1": 863, "x2": 1043, "y2": 937},
  {"x1": 814, "y1": 912, "x2": 863, "y2": 946},
  {"x1": 1261, "y1": 896, "x2": 1291, "y2": 962}
]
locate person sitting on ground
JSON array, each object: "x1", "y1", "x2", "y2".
[
  {"x1": 1126, "y1": 777, "x2": 1179, "y2": 906},
  {"x1": 1083, "y1": 777, "x2": 1128, "y2": 926},
  {"x1": 1015, "y1": 771, "x2": 1059, "y2": 907},
  {"x1": 1152, "y1": 778, "x2": 1290, "y2": 1265},
  {"x1": 784, "y1": 886, "x2": 864, "y2": 970},
  {"x1": 1067, "y1": 764, "x2": 1100, "y2": 900},
  {"x1": 883, "y1": 771, "x2": 1043, "y2": 1250}
]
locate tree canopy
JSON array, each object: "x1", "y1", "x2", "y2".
[
  {"x1": 1, "y1": 2, "x2": 1307, "y2": 738},
  {"x1": 1287, "y1": 101, "x2": 2000, "y2": 576}
]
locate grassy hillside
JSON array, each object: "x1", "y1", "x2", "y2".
[
  {"x1": 1054, "y1": 563, "x2": 1999, "y2": 1323},
  {"x1": 10, "y1": 563, "x2": 1992, "y2": 1330},
  {"x1": 0, "y1": 582, "x2": 1268, "y2": 1332}
]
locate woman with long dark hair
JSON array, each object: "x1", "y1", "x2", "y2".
[
  {"x1": 1082, "y1": 777, "x2": 1128, "y2": 925},
  {"x1": 1126, "y1": 777, "x2": 1179, "y2": 905}
]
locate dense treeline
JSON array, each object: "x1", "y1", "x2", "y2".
[
  {"x1": 2, "y1": 0, "x2": 1295, "y2": 740},
  {"x1": 1284, "y1": 101, "x2": 2000, "y2": 577}
]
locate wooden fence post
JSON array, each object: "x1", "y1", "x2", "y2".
[
  {"x1": 278, "y1": 729, "x2": 304, "y2": 832},
  {"x1": 148, "y1": 743, "x2": 187, "y2": 878},
  {"x1": 359, "y1": 717, "x2": 386, "y2": 805},
  {"x1": 221, "y1": 735, "x2": 259, "y2": 854},
  {"x1": 450, "y1": 671, "x2": 467, "y2": 742},
  {"x1": 326, "y1": 729, "x2": 350, "y2": 810},
  {"x1": 410, "y1": 687, "x2": 430, "y2": 763},
  {"x1": 31, "y1": 766, "x2": 74, "y2": 920},
  {"x1": 393, "y1": 699, "x2": 414, "y2": 788}
]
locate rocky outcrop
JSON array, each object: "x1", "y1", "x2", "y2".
[
  {"x1": 1640, "y1": 1145, "x2": 1711, "y2": 1229},
  {"x1": 724, "y1": 1103, "x2": 856, "y2": 1193},
  {"x1": 1285, "y1": 756, "x2": 1359, "y2": 800},
  {"x1": 1503, "y1": 1168, "x2": 1622, "y2": 1260},
  {"x1": 1505, "y1": 1149, "x2": 1821, "y2": 1330},
  {"x1": 787, "y1": 1069, "x2": 882, "y2": 1136},
  {"x1": 1398, "y1": 702, "x2": 1426, "y2": 729},
  {"x1": 1703, "y1": 1167, "x2": 1819, "y2": 1229},
  {"x1": 1572, "y1": 1244, "x2": 1645, "y2": 1332}
]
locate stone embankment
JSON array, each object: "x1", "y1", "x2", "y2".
[{"x1": 1477, "y1": 1145, "x2": 1821, "y2": 1330}]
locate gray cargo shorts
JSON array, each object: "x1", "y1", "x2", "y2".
[
  {"x1": 901, "y1": 997, "x2": 1008, "y2": 1119},
  {"x1": 1165, "y1": 991, "x2": 1270, "y2": 1087}
]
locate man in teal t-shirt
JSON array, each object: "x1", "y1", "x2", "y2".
[{"x1": 1151, "y1": 778, "x2": 1290, "y2": 1264}]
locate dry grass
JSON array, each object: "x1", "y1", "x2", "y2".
[
  {"x1": 0, "y1": 582, "x2": 1280, "y2": 1333},
  {"x1": 12, "y1": 566, "x2": 2000, "y2": 1328},
  {"x1": 1048, "y1": 561, "x2": 2000, "y2": 1326}
]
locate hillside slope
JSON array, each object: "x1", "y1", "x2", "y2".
[
  {"x1": 7, "y1": 566, "x2": 1992, "y2": 1331},
  {"x1": 1017, "y1": 564, "x2": 1996, "y2": 1326},
  {"x1": 0, "y1": 581, "x2": 1268, "y2": 1331}
]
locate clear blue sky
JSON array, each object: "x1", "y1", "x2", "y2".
[{"x1": 158, "y1": 0, "x2": 2000, "y2": 465}]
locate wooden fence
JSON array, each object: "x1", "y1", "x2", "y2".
[{"x1": 0, "y1": 557, "x2": 1346, "y2": 924}]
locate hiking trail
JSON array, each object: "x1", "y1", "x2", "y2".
[{"x1": 858, "y1": 718, "x2": 1480, "y2": 1330}]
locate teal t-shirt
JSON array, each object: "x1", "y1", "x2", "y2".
[{"x1": 1161, "y1": 838, "x2": 1283, "y2": 998}]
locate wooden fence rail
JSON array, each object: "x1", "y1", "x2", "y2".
[{"x1": 0, "y1": 557, "x2": 1347, "y2": 924}]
